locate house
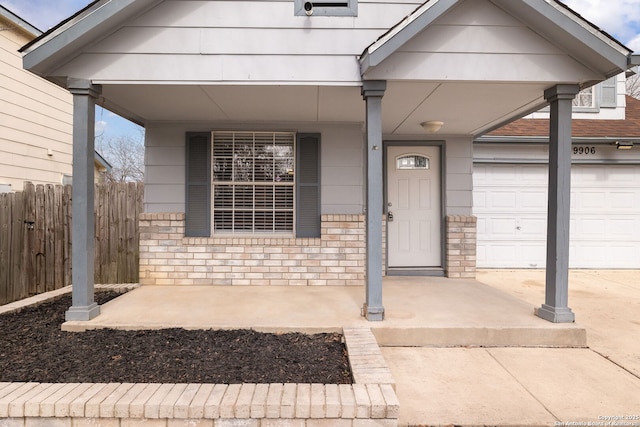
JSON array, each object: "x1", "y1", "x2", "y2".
[
  {"x1": 20, "y1": 0, "x2": 638, "y2": 323},
  {"x1": 0, "y1": 5, "x2": 111, "y2": 193},
  {"x1": 475, "y1": 78, "x2": 640, "y2": 269}
]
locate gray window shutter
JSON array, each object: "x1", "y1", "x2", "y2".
[
  {"x1": 296, "y1": 133, "x2": 321, "y2": 238},
  {"x1": 185, "y1": 132, "x2": 211, "y2": 237},
  {"x1": 601, "y1": 77, "x2": 617, "y2": 108}
]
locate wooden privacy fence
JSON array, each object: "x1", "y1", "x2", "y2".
[{"x1": 0, "y1": 182, "x2": 144, "y2": 305}]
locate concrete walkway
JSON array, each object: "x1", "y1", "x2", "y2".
[{"x1": 385, "y1": 269, "x2": 640, "y2": 426}]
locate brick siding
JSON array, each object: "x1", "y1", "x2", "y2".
[
  {"x1": 139, "y1": 214, "x2": 366, "y2": 286},
  {"x1": 140, "y1": 213, "x2": 477, "y2": 284},
  {"x1": 445, "y1": 215, "x2": 477, "y2": 278}
]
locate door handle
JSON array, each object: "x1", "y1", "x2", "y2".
[{"x1": 387, "y1": 211, "x2": 394, "y2": 222}]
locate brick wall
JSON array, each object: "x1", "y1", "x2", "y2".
[
  {"x1": 139, "y1": 213, "x2": 366, "y2": 286},
  {"x1": 445, "y1": 215, "x2": 477, "y2": 278},
  {"x1": 140, "y1": 213, "x2": 477, "y2": 284}
]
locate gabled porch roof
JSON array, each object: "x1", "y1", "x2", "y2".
[
  {"x1": 360, "y1": 0, "x2": 631, "y2": 77},
  {"x1": 358, "y1": 0, "x2": 634, "y2": 135}
]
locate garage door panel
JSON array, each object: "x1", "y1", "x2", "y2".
[
  {"x1": 573, "y1": 243, "x2": 637, "y2": 268},
  {"x1": 609, "y1": 191, "x2": 639, "y2": 210},
  {"x1": 488, "y1": 218, "x2": 518, "y2": 237},
  {"x1": 520, "y1": 244, "x2": 545, "y2": 268},
  {"x1": 608, "y1": 218, "x2": 638, "y2": 235},
  {"x1": 606, "y1": 166, "x2": 639, "y2": 183},
  {"x1": 520, "y1": 191, "x2": 547, "y2": 209},
  {"x1": 518, "y1": 218, "x2": 546, "y2": 236},
  {"x1": 487, "y1": 244, "x2": 520, "y2": 265},
  {"x1": 573, "y1": 166, "x2": 606, "y2": 182},
  {"x1": 573, "y1": 191, "x2": 607, "y2": 209},
  {"x1": 519, "y1": 165, "x2": 548, "y2": 183},
  {"x1": 490, "y1": 191, "x2": 517, "y2": 208},
  {"x1": 571, "y1": 217, "x2": 606, "y2": 236},
  {"x1": 473, "y1": 191, "x2": 487, "y2": 208},
  {"x1": 474, "y1": 163, "x2": 640, "y2": 268},
  {"x1": 489, "y1": 166, "x2": 518, "y2": 183}
]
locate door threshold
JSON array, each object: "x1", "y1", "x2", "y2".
[{"x1": 386, "y1": 267, "x2": 444, "y2": 277}]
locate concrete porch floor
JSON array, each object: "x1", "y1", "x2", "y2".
[{"x1": 63, "y1": 275, "x2": 586, "y2": 347}]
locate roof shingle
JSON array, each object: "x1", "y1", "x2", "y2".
[{"x1": 488, "y1": 96, "x2": 640, "y2": 138}]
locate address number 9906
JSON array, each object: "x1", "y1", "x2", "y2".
[{"x1": 573, "y1": 146, "x2": 596, "y2": 155}]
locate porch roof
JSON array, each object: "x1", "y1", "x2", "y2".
[
  {"x1": 360, "y1": 0, "x2": 631, "y2": 78},
  {"x1": 19, "y1": 0, "x2": 635, "y2": 136}
]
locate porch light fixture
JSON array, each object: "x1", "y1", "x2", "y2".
[
  {"x1": 613, "y1": 141, "x2": 634, "y2": 150},
  {"x1": 421, "y1": 120, "x2": 444, "y2": 133}
]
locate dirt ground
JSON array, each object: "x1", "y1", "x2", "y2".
[{"x1": 0, "y1": 291, "x2": 352, "y2": 384}]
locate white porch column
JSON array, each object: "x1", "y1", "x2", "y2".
[
  {"x1": 65, "y1": 78, "x2": 102, "y2": 321},
  {"x1": 537, "y1": 84, "x2": 579, "y2": 323},
  {"x1": 361, "y1": 80, "x2": 386, "y2": 321}
]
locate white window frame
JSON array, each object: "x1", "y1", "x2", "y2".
[
  {"x1": 211, "y1": 131, "x2": 296, "y2": 235},
  {"x1": 572, "y1": 86, "x2": 596, "y2": 110}
]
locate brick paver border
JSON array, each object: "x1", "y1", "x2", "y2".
[{"x1": 0, "y1": 289, "x2": 399, "y2": 427}]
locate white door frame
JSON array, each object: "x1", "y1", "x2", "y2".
[{"x1": 384, "y1": 141, "x2": 445, "y2": 275}]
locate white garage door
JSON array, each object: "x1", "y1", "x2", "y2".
[{"x1": 474, "y1": 163, "x2": 640, "y2": 268}]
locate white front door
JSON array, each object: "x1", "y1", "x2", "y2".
[{"x1": 386, "y1": 146, "x2": 441, "y2": 268}]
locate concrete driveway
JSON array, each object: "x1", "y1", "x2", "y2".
[
  {"x1": 477, "y1": 269, "x2": 640, "y2": 377},
  {"x1": 383, "y1": 269, "x2": 640, "y2": 426}
]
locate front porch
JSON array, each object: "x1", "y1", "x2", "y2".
[{"x1": 62, "y1": 276, "x2": 586, "y2": 347}]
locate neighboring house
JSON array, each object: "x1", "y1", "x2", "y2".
[
  {"x1": 0, "y1": 5, "x2": 111, "y2": 193},
  {"x1": 20, "y1": 0, "x2": 638, "y2": 323},
  {"x1": 475, "y1": 81, "x2": 640, "y2": 269}
]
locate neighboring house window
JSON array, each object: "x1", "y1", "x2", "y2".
[
  {"x1": 572, "y1": 76, "x2": 617, "y2": 111},
  {"x1": 212, "y1": 131, "x2": 295, "y2": 233},
  {"x1": 185, "y1": 132, "x2": 320, "y2": 238},
  {"x1": 540, "y1": 76, "x2": 618, "y2": 113},
  {"x1": 572, "y1": 86, "x2": 594, "y2": 108},
  {"x1": 294, "y1": 0, "x2": 357, "y2": 16}
]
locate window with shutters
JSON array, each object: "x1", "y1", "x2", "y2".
[
  {"x1": 212, "y1": 131, "x2": 295, "y2": 234},
  {"x1": 572, "y1": 76, "x2": 617, "y2": 111},
  {"x1": 539, "y1": 77, "x2": 618, "y2": 114}
]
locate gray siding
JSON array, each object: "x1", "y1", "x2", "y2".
[
  {"x1": 445, "y1": 137, "x2": 474, "y2": 216},
  {"x1": 363, "y1": 0, "x2": 602, "y2": 83},
  {"x1": 52, "y1": 0, "x2": 423, "y2": 84}
]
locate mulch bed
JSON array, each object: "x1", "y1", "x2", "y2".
[{"x1": 0, "y1": 291, "x2": 353, "y2": 384}]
